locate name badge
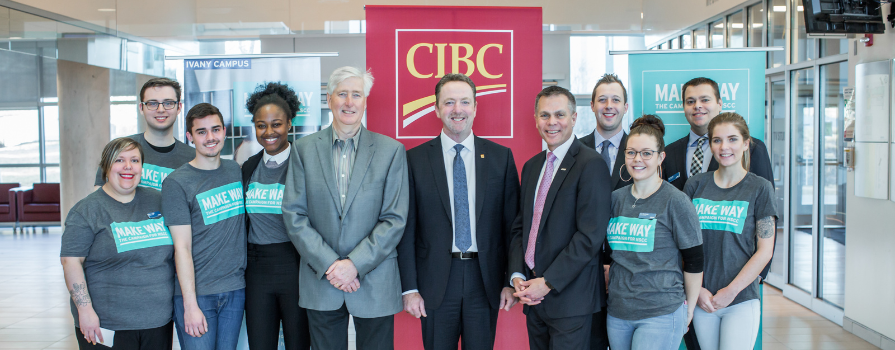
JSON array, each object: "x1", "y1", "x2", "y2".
[
  {"x1": 147, "y1": 211, "x2": 162, "y2": 219},
  {"x1": 668, "y1": 172, "x2": 681, "y2": 182},
  {"x1": 638, "y1": 213, "x2": 657, "y2": 220}
]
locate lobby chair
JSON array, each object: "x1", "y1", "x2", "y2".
[{"x1": 16, "y1": 183, "x2": 61, "y2": 233}]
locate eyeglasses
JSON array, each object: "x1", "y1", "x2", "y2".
[
  {"x1": 624, "y1": 149, "x2": 656, "y2": 160},
  {"x1": 141, "y1": 100, "x2": 179, "y2": 110}
]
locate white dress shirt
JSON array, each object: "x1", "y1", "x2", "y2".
[
  {"x1": 685, "y1": 130, "x2": 713, "y2": 176},
  {"x1": 512, "y1": 135, "x2": 577, "y2": 284},
  {"x1": 593, "y1": 130, "x2": 624, "y2": 175},
  {"x1": 261, "y1": 143, "x2": 291, "y2": 167}
]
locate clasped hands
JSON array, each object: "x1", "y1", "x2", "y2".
[
  {"x1": 512, "y1": 277, "x2": 551, "y2": 306},
  {"x1": 402, "y1": 287, "x2": 519, "y2": 318},
  {"x1": 326, "y1": 259, "x2": 360, "y2": 293},
  {"x1": 696, "y1": 287, "x2": 735, "y2": 313}
]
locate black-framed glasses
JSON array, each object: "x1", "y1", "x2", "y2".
[
  {"x1": 141, "y1": 100, "x2": 179, "y2": 110},
  {"x1": 624, "y1": 149, "x2": 656, "y2": 160}
]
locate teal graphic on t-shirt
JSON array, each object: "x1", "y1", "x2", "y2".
[
  {"x1": 607, "y1": 216, "x2": 657, "y2": 252},
  {"x1": 196, "y1": 182, "x2": 245, "y2": 225},
  {"x1": 245, "y1": 182, "x2": 285, "y2": 214},
  {"x1": 139, "y1": 163, "x2": 175, "y2": 191},
  {"x1": 692, "y1": 198, "x2": 749, "y2": 234},
  {"x1": 110, "y1": 218, "x2": 173, "y2": 253}
]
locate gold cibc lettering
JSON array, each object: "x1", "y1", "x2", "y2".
[
  {"x1": 407, "y1": 43, "x2": 434, "y2": 78},
  {"x1": 477, "y1": 44, "x2": 503, "y2": 79},
  {"x1": 406, "y1": 43, "x2": 504, "y2": 79}
]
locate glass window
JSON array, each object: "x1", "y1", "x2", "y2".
[
  {"x1": 768, "y1": 79, "x2": 786, "y2": 280},
  {"x1": 0, "y1": 49, "x2": 39, "y2": 104},
  {"x1": 790, "y1": 67, "x2": 815, "y2": 293},
  {"x1": 728, "y1": 11, "x2": 745, "y2": 48},
  {"x1": 748, "y1": 4, "x2": 764, "y2": 47},
  {"x1": 43, "y1": 106, "x2": 59, "y2": 164},
  {"x1": 671, "y1": 37, "x2": 679, "y2": 49},
  {"x1": 0, "y1": 167, "x2": 40, "y2": 187},
  {"x1": 820, "y1": 38, "x2": 848, "y2": 57},
  {"x1": 570, "y1": 36, "x2": 607, "y2": 95},
  {"x1": 658, "y1": 43, "x2": 666, "y2": 50},
  {"x1": 681, "y1": 34, "x2": 692, "y2": 49},
  {"x1": 792, "y1": 0, "x2": 816, "y2": 63},
  {"x1": 768, "y1": 0, "x2": 786, "y2": 67},
  {"x1": 819, "y1": 62, "x2": 847, "y2": 308},
  {"x1": 710, "y1": 20, "x2": 725, "y2": 48},
  {"x1": 694, "y1": 27, "x2": 707, "y2": 49},
  {"x1": 110, "y1": 104, "x2": 139, "y2": 139},
  {"x1": 575, "y1": 106, "x2": 596, "y2": 139},
  {"x1": 0, "y1": 110, "x2": 40, "y2": 165},
  {"x1": 45, "y1": 166, "x2": 60, "y2": 183}
]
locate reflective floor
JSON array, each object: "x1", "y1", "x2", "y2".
[{"x1": 0, "y1": 228, "x2": 874, "y2": 350}]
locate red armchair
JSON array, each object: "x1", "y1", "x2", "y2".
[
  {"x1": 16, "y1": 183, "x2": 61, "y2": 230},
  {"x1": 0, "y1": 183, "x2": 20, "y2": 225}
]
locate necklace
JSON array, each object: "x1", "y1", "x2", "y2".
[{"x1": 632, "y1": 198, "x2": 641, "y2": 208}]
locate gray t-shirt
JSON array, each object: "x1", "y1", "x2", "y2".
[
  {"x1": 607, "y1": 181, "x2": 703, "y2": 320},
  {"x1": 60, "y1": 187, "x2": 174, "y2": 330},
  {"x1": 161, "y1": 160, "x2": 246, "y2": 296},
  {"x1": 684, "y1": 172, "x2": 777, "y2": 307},
  {"x1": 246, "y1": 159, "x2": 290, "y2": 245},
  {"x1": 94, "y1": 133, "x2": 195, "y2": 191}
]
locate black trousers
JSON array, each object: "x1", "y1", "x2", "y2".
[
  {"x1": 75, "y1": 321, "x2": 173, "y2": 350},
  {"x1": 590, "y1": 308, "x2": 610, "y2": 350},
  {"x1": 245, "y1": 242, "x2": 311, "y2": 350},
  {"x1": 526, "y1": 305, "x2": 592, "y2": 350},
  {"x1": 306, "y1": 303, "x2": 395, "y2": 350},
  {"x1": 420, "y1": 257, "x2": 498, "y2": 350}
]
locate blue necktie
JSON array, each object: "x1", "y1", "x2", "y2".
[
  {"x1": 453, "y1": 144, "x2": 471, "y2": 253},
  {"x1": 600, "y1": 140, "x2": 613, "y2": 174}
]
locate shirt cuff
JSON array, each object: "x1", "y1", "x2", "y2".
[
  {"x1": 510, "y1": 272, "x2": 527, "y2": 286},
  {"x1": 402, "y1": 289, "x2": 419, "y2": 296}
]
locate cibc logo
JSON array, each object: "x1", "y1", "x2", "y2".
[{"x1": 395, "y1": 29, "x2": 513, "y2": 139}]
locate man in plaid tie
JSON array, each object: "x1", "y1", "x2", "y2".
[{"x1": 509, "y1": 86, "x2": 611, "y2": 350}]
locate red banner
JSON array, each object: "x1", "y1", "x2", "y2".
[
  {"x1": 366, "y1": 5, "x2": 543, "y2": 172},
  {"x1": 366, "y1": 6, "x2": 542, "y2": 349}
]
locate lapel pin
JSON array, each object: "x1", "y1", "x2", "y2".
[
  {"x1": 560, "y1": 168, "x2": 566, "y2": 171},
  {"x1": 480, "y1": 154, "x2": 485, "y2": 158}
]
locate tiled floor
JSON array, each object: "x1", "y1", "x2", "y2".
[{"x1": 0, "y1": 228, "x2": 879, "y2": 350}]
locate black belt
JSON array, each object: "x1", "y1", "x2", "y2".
[{"x1": 451, "y1": 252, "x2": 478, "y2": 260}]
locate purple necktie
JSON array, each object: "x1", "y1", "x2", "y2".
[{"x1": 526, "y1": 152, "x2": 557, "y2": 270}]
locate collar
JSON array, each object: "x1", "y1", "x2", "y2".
[
  {"x1": 594, "y1": 130, "x2": 625, "y2": 148},
  {"x1": 332, "y1": 125, "x2": 362, "y2": 151},
  {"x1": 439, "y1": 130, "x2": 476, "y2": 154},
  {"x1": 548, "y1": 135, "x2": 576, "y2": 163},
  {"x1": 262, "y1": 143, "x2": 291, "y2": 166},
  {"x1": 688, "y1": 130, "x2": 709, "y2": 147}
]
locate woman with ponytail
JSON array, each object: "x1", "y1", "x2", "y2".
[
  {"x1": 684, "y1": 112, "x2": 776, "y2": 350},
  {"x1": 606, "y1": 115, "x2": 704, "y2": 350}
]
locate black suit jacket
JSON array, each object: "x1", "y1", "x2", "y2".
[
  {"x1": 579, "y1": 131, "x2": 631, "y2": 191},
  {"x1": 508, "y1": 139, "x2": 611, "y2": 319},
  {"x1": 397, "y1": 136, "x2": 520, "y2": 310},
  {"x1": 241, "y1": 151, "x2": 265, "y2": 233},
  {"x1": 662, "y1": 134, "x2": 776, "y2": 278}
]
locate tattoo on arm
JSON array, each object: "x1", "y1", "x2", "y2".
[
  {"x1": 756, "y1": 216, "x2": 775, "y2": 239},
  {"x1": 69, "y1": 282, "x2": 92, "y2": 307}
]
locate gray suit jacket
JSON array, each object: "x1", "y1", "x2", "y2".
[{"x1": 282, "y1": 126, "x2": 409, "y2": 318}]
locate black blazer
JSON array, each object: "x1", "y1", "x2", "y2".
[
  {"x1": 579, "y1": 131, "x2": 632, "y2": 191},
  {"x1": 397, "y1": 136, "x2": 520, "y2": 310},
  {"x1": 241, "y1": 150, "x2": 265, "y2": 233},
  {"x1": 662, "y1": 135, "x2": 776, "y2": 278},
  {"x1": 508, "y1": 139, "x2": 611, "y2": 319}
]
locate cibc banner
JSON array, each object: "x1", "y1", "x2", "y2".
[
  {"x1": 624, "y1": 49, "x2": 767, "y2": 142},
  {"x1": 365, "y1": 5, "x2": 543, "y2": 171}
]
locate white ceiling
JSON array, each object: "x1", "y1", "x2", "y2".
[{"x1": 10, "y1": 0, "x2": 754, "y2": 52}]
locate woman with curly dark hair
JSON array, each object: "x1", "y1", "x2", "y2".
[{"x1": 241, "y1": 82, "x2": 310, "y2": 350}]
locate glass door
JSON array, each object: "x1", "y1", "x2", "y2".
[
  {"x1": 818, "y1": 62, "x2": 847, "y2": 308},
  {"x1": 765, "y1": 75, "x2": 787, "y2": 287},
  {"x1": 789, "y1": 67, "x2": 815, "y2": 294}
]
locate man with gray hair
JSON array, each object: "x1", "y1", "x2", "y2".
[{"x1": 282, "y1": 66, "x2": 409, "y2": 350}]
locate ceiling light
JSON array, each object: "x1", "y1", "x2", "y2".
[
  {"x1": 797, "y1": 6, "x2": 803, "y2": 11},
  {"x1": 714, "y1": 23, "x2": 724, "y2": 28},
  {"x1": 98, "y1": 8, "x2": 116, "y2": 12},
  {"x1": 731, "y1": 23, "x2": 744, "y2": 28},
  {"x1": 752, "y1": 23, "x2": 764, "y2": 27},
  {"x1": 773, "y1": 6, "x2": 786, "y2": 12},
  {"x1": 9, "y1": 36, "x2": 22, "y2": 39}
]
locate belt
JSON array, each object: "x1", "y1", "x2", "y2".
[{"x1": 451, "y1": 252, "x2": 478, "y2": 260}]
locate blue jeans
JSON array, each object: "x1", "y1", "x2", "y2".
[
  {"x1": 174, "y1": 288, "x2": 246, "y2": 350},
  {"x1": 607, "y1": 303, "x2": 687, "y2": 350}
]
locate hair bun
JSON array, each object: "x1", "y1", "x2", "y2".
[{"x1": 630, "y1": 114, "x2": 665, "y2": 136}]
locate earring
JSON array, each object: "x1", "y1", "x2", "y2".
[{"x1": 620, "y1": 162, "x2": 633, "y2": 182}]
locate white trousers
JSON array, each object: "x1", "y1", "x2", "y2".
[{"x1": 692, "y1": 298, "x2": 761, "y2": 350}]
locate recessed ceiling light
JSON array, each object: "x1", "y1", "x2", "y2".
[
  {"x1": 98, "y1": 8, "x2": 116, "y2": 12},
  {"x1": 773, "y1": 6, "x2": 786, "y2": 12}
]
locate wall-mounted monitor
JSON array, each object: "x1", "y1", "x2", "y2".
[{"x1": 803, "y1": 0, "x2": 886, "y2": 34}]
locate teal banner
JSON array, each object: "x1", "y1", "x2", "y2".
[
  {"x1": 111, "y1": 218, "x2": 172, "y2": 253},
  {"x1": 693, "y1": 198, "x2": 750, "y2": 234},
  {"x1": 607, "y1": 216, "x2": 657, "y2": 252},
  {"x1": 245, "y1": 182, "x2": 285, "y2": 214},
  {"x1": 628, "y1": 50, "x2": 766, "y2": 143},
  {"x1": 196, "y1": 182, "x2": 245, "y2": 225}
]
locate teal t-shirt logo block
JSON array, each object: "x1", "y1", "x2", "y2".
[
  {"x1": 196, "y1": 182, "x2": 245, "y2": 225},
  {"x1": 139, "y1": 163, "x2": 175, "y2": 191},
  {"x1": 607, "y1": 216, "x2": 657, "y2": 252},
  {"x1": 245, "y1": 182, "x2": 285, "y2": 214},
  {"x1": 692, "y1": 198, "x2": 749, "y2": 234},
  {"x1": 111, "y1": 218, "x2": 173, "y2": 253}
]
